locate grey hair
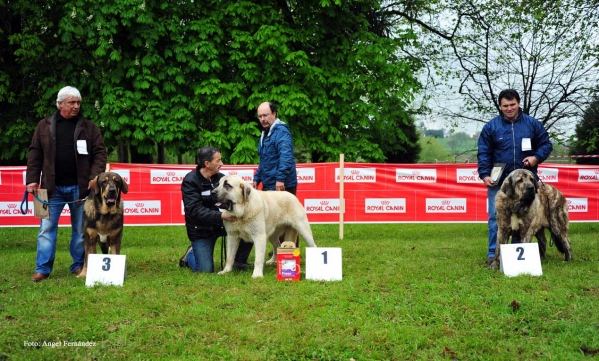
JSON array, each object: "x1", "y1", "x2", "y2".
[
  {"x1": 56, "y1": 86, "x2": 82, "y2": 109},
  {"x1": 196, "y1": 146, "x2": 220, "y2": 168}
]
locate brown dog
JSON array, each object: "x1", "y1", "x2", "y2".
[
  {"x1": 78, "y1": 172, "x2": 128, "y2": 278},
  {"x1": 489, "y1": 169, "x2": 573, "y2": 270}
]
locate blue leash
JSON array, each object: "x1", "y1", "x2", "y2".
[{"x1": 20, "y1": 189, "x2": 85, "y2": 215}]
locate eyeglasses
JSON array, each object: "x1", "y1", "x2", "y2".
[{"x1": 257, "y1": 113, "x2": 271, "y2": 119}]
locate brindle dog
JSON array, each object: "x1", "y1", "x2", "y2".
[
  {"x1": 78, "y1": 172, "x2": 128, "y2": 278},
  {"x1": 489, "y1": 169, "x2": 573, "y2": 270}
]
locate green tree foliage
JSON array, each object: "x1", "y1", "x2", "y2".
[
  {"x1": 418, "y1": 134, "x2": 452, "y2": 163},
  {"x1": 0, "y1": 0, "x2": 423, "y2": 165},
  {"x1": 571, "y1": 97, "x2": 599, "y2": 165}
]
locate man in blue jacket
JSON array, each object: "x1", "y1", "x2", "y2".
[
  {"x1": 477, "y1": 89, "x2": 553, "y2": 265},
  {"x1": 253, "y1": 102, "x2": 299, "y2": 249},
  {"x1": 252, "y1": 102, "x2": 298, "y2": 194}
]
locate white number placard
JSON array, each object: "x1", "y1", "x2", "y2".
[
  {"x1": 500, "y1": 243, "x2": 542, "y2": 277},
  {"x1": 85, "y1": 254, "x2": 127, "y2": 287},
  {"x1": 305, "y1": 247, "x2": 342, "y2": 281}
]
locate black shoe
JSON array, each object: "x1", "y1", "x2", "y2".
[
  {"x1": 179, "y1": 246, "x2": 192, "y2": 268},
  {"x1": 233, "y1": 262, "x2": 252, "y2": 271},
  {"x1": 485, "y1": 257, "x2": 494, "y2": 266}
]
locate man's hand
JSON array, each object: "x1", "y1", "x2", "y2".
[
  {"x1": 523, "y1": 156, "x2": 538, "y2": 168},
  {"x1": 482, "y1": 176, "x2": 494, "y2": 188},
  {"x1": 26, "y1": 182, "x2": 39, "y2": 194},
  {"x1": 221, "y1": 212, "x2": 236, "y2": 222},
  {"x1": 275, "y1": 181, "x2": 285, "y2": 191}
]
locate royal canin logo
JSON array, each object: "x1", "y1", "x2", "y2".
[
  {"x1": 381, "y1": 201, "x2": 390, "y2": 205},
  {"x1": 7, "y1": 204, "x2": 16, "y2": 208},
  {"x1": 538, "y1": 170, "x2": 544, "y2": 175},
  {"x1": 442, "y1": 200, "x2": 450, "y2": 205},
  {"x1": 135, "y1": 202, "x2": 144, "y2": 207},
  {"x1": 320, "y1": 201, "x2": 329, "y2": 205},
  {"x1": 412, "y1": 171, "x2": 421, "y2": 176},
  {"x1": 229, "y1": 171, "x2": 238, "y2": 175},
  {"x1": 595, "y1": 170, "x2": 599, "y2": 174},
  {"x1": 351, "y1": 170, "x2": 360, "y2": 174},
  {"x1": 567, "y1": 200, "x2": 572, "y2": 205},
  {"x1": 167, "y1": 171, "x2": 175, "y2": 176},
  {"x1": 472, "y1": 170, "x2": 478, "y2": 175}
]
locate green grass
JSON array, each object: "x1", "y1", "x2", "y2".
[{"x1": 1, "y1": 223, "x2": 598, "y2": 360}]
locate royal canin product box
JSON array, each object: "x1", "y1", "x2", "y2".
[{"x1": 276, "y1": 248, "x2": 301, "y2": 281}]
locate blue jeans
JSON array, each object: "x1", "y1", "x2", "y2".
[
  {"x1": 187, "y1": 238, "x2": 254, "y2": 272},
  {"x1": 487, "y1": 186, "x2": 519, "y2": 258},
  {"x1": 188, "y1": 236, "x2": 218, "y2": 273},
  {"x1": 35, "y1": 185, "x2": 85, "y2": 275}
]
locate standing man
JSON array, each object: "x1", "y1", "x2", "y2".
[
  {"x1": 26, "y1": 86, "x2": 107, "y2": 281},
  {"x1": 477, "y1": 89, "x2": 553, "y2": 265},
  {"x1": 252, "y1": 101, "x2": 299, "y2": 248},
  {"x1": 252, "y1": 102, "x2": 298, "y2": 194},
  {"x1": 180, "y1": 146, "x2": 254, "y2": 272}
]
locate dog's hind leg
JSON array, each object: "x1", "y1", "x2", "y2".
[
  {"x1": 550, "y1": 229, "x2": 573, "y2": 261},
  {"x1": 218, "y1": 235, "x2": 240, "y2": 275},
  {"x1": 99, "y1": 234, "x2": 109, "y2": 254},
  {"x1": 535, "y1": 229, "x2": 547, "y2": 258},
  {"x1": 266, "y1": 233, "x2": 284, "y2": 265}
]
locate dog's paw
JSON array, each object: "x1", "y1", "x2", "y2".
[
  {"x1": 488, "y1": 261, "x2": 499, "y2": 270},
  {"x1": 265, "y1": 259, "x2": 276, "y2": 265},
  {"x1": 77, "y1": 273, "x2": 86, "y2": 279},
  {"x1": 251, "y1": 272, "x2": 264, "y2": 278}
]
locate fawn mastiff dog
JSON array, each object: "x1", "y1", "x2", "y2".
[
  {"x1": 78, "y1": 172, "x2": 128, "y2": 278},
  {"x1": 489, "y1": 169, "x2": 573, "y2": 270},
  {"x1": 211, "y1": 175, "x2": 317, "y2": 278}
]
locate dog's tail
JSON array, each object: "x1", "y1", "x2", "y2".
[{"x1": 549, "y1": 230, "x2": 567, "y2": 254}]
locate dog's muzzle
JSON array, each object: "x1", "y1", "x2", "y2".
[
  {"x1": 521, "y1": 185, "x2": 536, "y2": 204},
  {"x1": 105, "y1": 187, "x2": 118, "y2": 206}
]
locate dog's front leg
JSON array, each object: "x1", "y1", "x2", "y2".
[
  {"x1": 490, "y1": 228, "x2": 508, "y2": 270},
  {"x1": 218, "y1": 235, "x2": 239, "y2": 275},
  {"x1": 78, "y1": 232, "x2": 97, "y2": 278},
  {"x1": 252, "y1": 236, "x2": 267, "y2": 278}
]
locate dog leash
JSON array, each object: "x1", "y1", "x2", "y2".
[{"x1": 20, "y1": 189, "x2": 86, "y2": 215}]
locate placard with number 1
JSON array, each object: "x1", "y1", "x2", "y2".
[{"x1": 305, "y1": 247, "x2": 342, "y2": 281}]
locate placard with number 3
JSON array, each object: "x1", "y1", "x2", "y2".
[{"x1": 85, "y1": 254, "x2": 127, "y2": 287}]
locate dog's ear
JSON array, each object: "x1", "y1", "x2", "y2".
[
  {"x1": 91, "y1": 175, "x2": 101, "y2": 195},
  {"x1": 241, "y1": 181, "x2": 252, "y2": 201},
  {"x1": 501, "y1": 174, "x2": 514, "y2": 198},
  {"x1": 118, "y1": 174, "x2": 129, "y2": 194}
]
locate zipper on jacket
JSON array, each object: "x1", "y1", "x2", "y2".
[{"x1": 511, "y1": 122, "x2": 516, "y2": 168}]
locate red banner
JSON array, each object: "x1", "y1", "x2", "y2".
[{"x1": 1, "y1": 163, "x2": 597, "y2": 227}]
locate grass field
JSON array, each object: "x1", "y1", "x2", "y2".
[{"x1": 1, "y1": 223, "x2": 598, "y2": 360}]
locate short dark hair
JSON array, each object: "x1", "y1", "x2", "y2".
[
  {"x1": 196, "y1": 146, "x2": 220, "y2": 167},
  {"x1": 268, "y1": 102, "x2": 278, "y2": 115},
  {"x1": 498, "y1": 89, "x2": 520, "y2": 104}
]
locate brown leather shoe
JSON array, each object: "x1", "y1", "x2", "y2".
[
  {"x1": 72, "y1": 267, "x2": 83, "y2": 276},
  {"x1": 30, "y1": 273, "x2": 49, "y2": 282}
]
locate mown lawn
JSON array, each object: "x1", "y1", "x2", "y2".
[{"x1": 1, "y1": 223, "x2": 598, "y2": 360}]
